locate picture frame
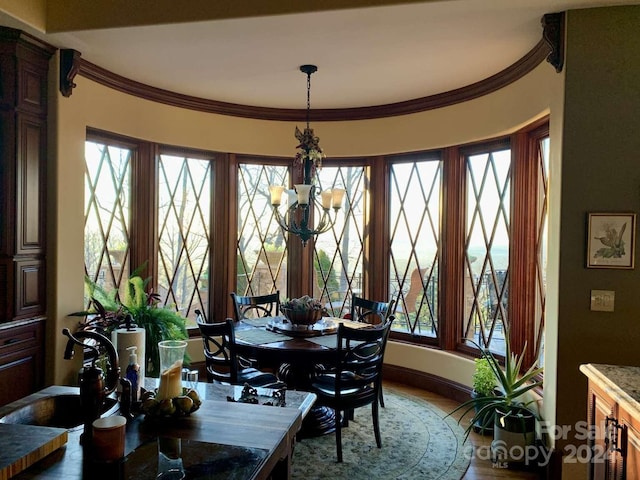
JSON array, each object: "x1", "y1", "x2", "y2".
[{"x1": 587, "y1": 213, "x2": 636, "y2": 269}]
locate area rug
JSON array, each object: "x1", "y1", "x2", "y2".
[{"x1": 291, "y1": 388, "x2": 472, "y2": 480}]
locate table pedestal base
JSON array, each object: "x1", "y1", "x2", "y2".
[{"x1": 278, "y1": 362, "x2": 335, "y2": 437}]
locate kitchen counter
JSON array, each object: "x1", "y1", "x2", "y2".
[
  {"x1": 580, "y1": 363, "x2": 640, "y2": 478},
  {"x1": 0, "y1": 381, "x2": 316, "y2": 479},
  {"x1": 579, "y1": 363, "x2": 640, "y2": 419}
]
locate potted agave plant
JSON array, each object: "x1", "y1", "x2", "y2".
[{"x1": 449, "y1": 333, "x2": 543, "y2": 465}]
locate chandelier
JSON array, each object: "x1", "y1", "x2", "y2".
[{"x1": 269, "y1": 65, "x2": 345, "y2": 246}]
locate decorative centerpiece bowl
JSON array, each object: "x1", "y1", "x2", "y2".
[
  {"x1": 140, "y1": 387, "x2": 202, "y2": 419},
  {"x1": 281, "y1": 295, "x2": 325, "y2": 326}
]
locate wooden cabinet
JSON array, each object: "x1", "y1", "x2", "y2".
[
  {"x1": 587, "y1": 380, "x2": 617, "y2": 479},
  {"x1": 585, "y1": 370, "x2": 640, "y2": 480},
  {"x1": 618, "y1": 402, "x2": 640, "y2": 480},
  {"x1": 0, "y1": 27, "x2": 54, "y2": 406},
  {"x1": 0, "y1": 320, "x2": 44, "y2": 406}
]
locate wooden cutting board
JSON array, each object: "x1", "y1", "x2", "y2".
[{"x1": 0, "y1": 424, "x2": 68, "y2": 480}]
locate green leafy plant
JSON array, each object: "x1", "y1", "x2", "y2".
[
  {"x1": 472, "y1": 357, "x2": 497, "y2": 397},
  {"x1": 72, "y1": 265, "x2": 188, "y2": 377},
  {"x1": 448, "y1": 334, "x2": 543, "y2": 440}
]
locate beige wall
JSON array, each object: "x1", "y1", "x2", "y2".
[{"x1": 49, "y1": 60, "x2": 558, "y2": 390}]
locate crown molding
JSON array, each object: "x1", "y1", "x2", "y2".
[{"x1": 75, "y1": 39, "x2": 550, "y2": 122}]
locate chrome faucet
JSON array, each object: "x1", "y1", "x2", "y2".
[{"x1": 62, "y1": 328, "x2": 121, "y2": 441}]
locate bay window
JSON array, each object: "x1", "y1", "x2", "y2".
[{"x1": 84, "y1": 118, "x2": 548, "y2": 369}]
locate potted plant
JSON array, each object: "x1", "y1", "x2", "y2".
[
  {"x1": 448, "y1": 334, "x2": 543, "y2": 464},
  {"x1": 71, "y1": 266, "x2": 188, "y2": 378},
  {"x1": 470, "y1": 357, "x2": 498, "y2": 434},
  {"x1": 280, "y1": 295, "x2": 326, "y2": 325}
]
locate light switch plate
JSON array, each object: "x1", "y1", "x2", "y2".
[{"x1": 590, "y1": 290, "x2": 615, "y2": 312}]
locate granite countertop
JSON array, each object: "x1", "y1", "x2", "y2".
[{"x1": 580, "y1": 363, "x2": 640, "y2": 418}]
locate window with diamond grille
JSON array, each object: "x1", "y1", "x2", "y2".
[
  {"x1": 84, "y1": 140, "x2": 132, "y2": 303},
  {"x1": 313, "y1": 165, "x2": 365, "y2": 317},
  {"x1": 389, "y1": 154, "x2": 442, "y2": 338},
  {"x1": 237, "y1": 163, "x2": 289, "y2": 298},
  {"x1": 462, "y1": 147, "x2": 511, "y2": 354},
  {"x1": 157, "y1": 153, "x2": 212, "y2": 326}
]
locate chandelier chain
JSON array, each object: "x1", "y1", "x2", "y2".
[{"x1": 306, "y1": 70, "x2": 311, "y2": 130}]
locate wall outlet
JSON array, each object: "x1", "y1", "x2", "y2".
[{"x1": 590, "y1": 290, "x2": 615, "y2": 312}]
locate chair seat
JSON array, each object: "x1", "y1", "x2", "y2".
[
  {"x1": 312, "y1": 373, "x2": 376, "y2": 405},
  {"x1": 238, "y1": 368, "x2": 286, "y2": 388}
]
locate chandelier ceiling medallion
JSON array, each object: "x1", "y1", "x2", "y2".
[{"x1": 269, "y1": 64, "x2": 345, "y2": 246}]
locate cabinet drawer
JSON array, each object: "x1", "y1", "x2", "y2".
[{"x1": 0, "y1": 321, "x2": 43, "y2": 358}]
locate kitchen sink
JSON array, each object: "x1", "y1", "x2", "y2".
[{"x1": 0, "y1": 394, "x2": 119, "y2": 429}]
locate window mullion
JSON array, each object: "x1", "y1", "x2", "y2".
[
  {"x1": 130, "y1": 141, "x2": 157, "y2": 283},
  {"x1": 441, "y1": 147, "x2": 465, "y2": 351},
  {"x1": 509, "y1": 132, "x2": 538, "y2": 368}
]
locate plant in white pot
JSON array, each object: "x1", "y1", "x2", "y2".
[{"x1": 449, "y1": 334, "x2": 543, "y2": 465}]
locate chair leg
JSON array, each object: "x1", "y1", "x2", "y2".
[
  {"x1": 372, "y1": 400, "x2": 382, "y2": 448},
  {"x1": 336, "y1": 410, "x2": 343, "y2": 462},
  {"x1": 379, "y1": 387, "x2": 385, "y2": 408}
]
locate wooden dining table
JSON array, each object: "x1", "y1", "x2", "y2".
[{"x1": 233, "y1": 316, "x2": 371, "y2": 437}]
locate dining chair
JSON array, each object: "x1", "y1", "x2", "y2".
[
  {"x1": 230, "y1": 291, "x2": 281, "y2": 321},
  {"x1": 196, "y1": 314, "x2": 283, "y2": 388},
  {"x1": 349, "y1": 295, "x2": 395, "y2": 325},
  {"x1": 310, "y1": 318, "x2": 393, "y2": 462},
  {"x1": 349, "y1": 295, "x2": 395, "y2": 407}
]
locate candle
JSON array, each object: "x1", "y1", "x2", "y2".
[
  {"x1": 331, "y1": 188, "x2": 346, "y2": 209},
  {"x1": 295, "y1": 184, "x2": 312, "y2": 205},
  {"x1": 156, "y1": 359, "x2": 183, "y2": 400},
  {"x1": 268, "y1": 185, "x2": 285, "y2": 206},
  {"x1": 321, "y1": 190, "x2": 332, "y2": 209}
]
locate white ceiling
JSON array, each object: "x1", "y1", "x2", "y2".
[{"x1": 0, "y1": 0, "x2": 634, "y2": 109}]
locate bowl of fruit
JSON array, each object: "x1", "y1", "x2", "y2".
[{"x1": 140, "y1": 387, "x2": 202, "y2": 418}]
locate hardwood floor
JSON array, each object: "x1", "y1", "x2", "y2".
[{"x1": 387, "y1": 381, "x2": 544, "y2": 480}]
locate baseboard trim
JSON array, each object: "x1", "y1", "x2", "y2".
[
  {"x1": 383, "y1": 364, "x2": 471, "y2": 403},
  {"x1": 190, "y1": 360, "x2": 471, "y2": 403}
]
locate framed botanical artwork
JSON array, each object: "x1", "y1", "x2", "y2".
[{"x1": 587, "y1": 213, "x2": 636, "y2": 269}]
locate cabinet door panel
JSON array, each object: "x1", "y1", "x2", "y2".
[
  {"x1": 619, "y1": 404, "x2": 640, "y2": 480},
  {"x1": 16, "y1": 114, "x2": 45, "y2": 253},
  {"x1": 14, "y1": 259, "x2": 45, "y2": 318},
  {"x1": 588, "y1": 382, "x2": 617, "y2": 479}
]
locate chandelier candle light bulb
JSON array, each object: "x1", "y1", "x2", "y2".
[
  {"x1": 295, "y1": 184, "x2": 312, "y2": 205},
  {"x1": 331, "y1": 188, "x2": 346, "y2": 209},
  {"x1": 321, "y1": 190, "x2": 332, "y2": 209},
  {"x1": 269, "y1": 185, "x2": 285, "y2": 206}
]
